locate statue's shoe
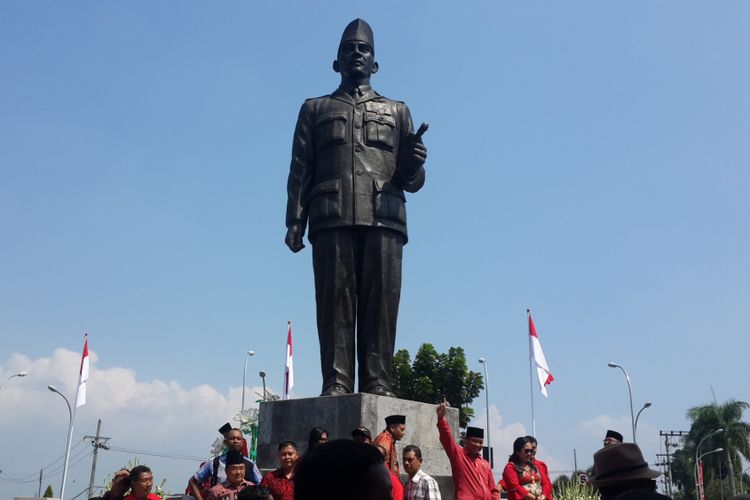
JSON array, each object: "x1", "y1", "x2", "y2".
[
  {"x1": 365, "y1": 386, "x2": 395, "y2": 397},
  {"x1": 320, "y1": 384, "x2": 351, "y2": 396}
]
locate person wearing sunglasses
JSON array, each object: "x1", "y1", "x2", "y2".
[{"x1": 502, "y1": 436, "x2": 547, "y2": 500}]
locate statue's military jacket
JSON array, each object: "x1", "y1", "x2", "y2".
[{"x1": 286, "y1": 86, "x2": 425, "y2": 243}]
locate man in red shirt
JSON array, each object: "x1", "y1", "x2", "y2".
[
  {"x1": 123, "y1": 466, "x2": 161, "y2": 500},
  {"x1": 260, "y1": 440, "x2": 298, "y2": 500},
  {"x1": 527, "y1": 435, "x2": 553, "y2": 499},
  {"x1": 436, "y1": 401, "x2": 499, "y2": 500},
  {"x1": 373, "y1": 414, "x2": 406, "y2": 475}
]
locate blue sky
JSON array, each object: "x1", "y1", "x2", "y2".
[{"x1": 2, "y1": 1, "x2": 749, "y2": 497}]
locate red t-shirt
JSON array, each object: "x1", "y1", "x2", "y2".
[{"x1": 260, "y1": 468, "x2": 294, "y2": 500}]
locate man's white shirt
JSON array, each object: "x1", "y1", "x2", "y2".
[{"x1": 404, "y1": 469, "x2": 441, "y2": 500}]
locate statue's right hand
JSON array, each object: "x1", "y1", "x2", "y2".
[{"x1": 285, "y1": 225, "x2": 305, "y2": 253}]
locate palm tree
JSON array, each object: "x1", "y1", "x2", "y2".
[{"x1": 686, "y1": 399, "x2": 750, "y2": 496}]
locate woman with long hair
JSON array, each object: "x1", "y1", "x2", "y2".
[
  {"x1": 306, "y1": 426, "x2": 329, "y2": 452},
  {"x1": 502, "y1": 436, "x2": 547, "y2": 500}
]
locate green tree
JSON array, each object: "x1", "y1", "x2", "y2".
[
  {"x1": 392, "y1": 343, "x2": 483, "y2": 427},
  {"x1": 43, "y1": 485, "x2": 54, "y2": 498},
  {"x1": 669, "y1": 446, "x2": 697, "y2": 498},
  {"x1": 686, "y1": 399, "x2": 750, "y2": 497}
]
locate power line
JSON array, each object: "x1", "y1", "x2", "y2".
[
  {"x1": 0, "y1": 423, "x2": 96, "y2": 482},
  {"x1": 0, "y1": 450, "x2": 93, "y2": 484},
  {"x1": 106, "y1": 446, "x2": 205, "y2": 462}
]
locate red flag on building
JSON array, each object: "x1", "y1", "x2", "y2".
[
  {"x1": 283, "y1": 322, "x2": 294, "y2": 400},
  {"x1": 528, "y1": 310, "x2": 554, "y2": 397}
]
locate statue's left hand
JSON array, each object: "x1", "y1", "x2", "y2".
[
  {"x1": 406, "y1": 139, "x2": 427, "y2": 168},
  {"x1": 285, "y1": 224, "x2": 305, "y2": 253}
]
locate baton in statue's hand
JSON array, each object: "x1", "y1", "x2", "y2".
[{"x1": 415, "y1": 122, "x2": 429, "y2": 139}]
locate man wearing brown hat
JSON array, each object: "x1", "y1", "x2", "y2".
[
  {"x1": 588, "y1": 443, "x2": 668, "y2": 500},
  {"x1": 285, "y1": 18, "x2": 428, "y2": 398},
  {"x1": 374, "y1": 414, "x2": 406, "y2": 475},
  {"x1": 436, "y1": 401, "x2": 499, "y2": 500}
]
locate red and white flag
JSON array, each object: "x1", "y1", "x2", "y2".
[
  {"x1": 528, "y1": 310, "x2": 554, "y2": 397},
  {"x1": 75, "y1": 335, "x2": 89, "y2": 408},
  {"x1": 283, "y1": 322, "x2": 294, "y2": 400}
]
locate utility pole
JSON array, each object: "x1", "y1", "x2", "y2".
[
  {"x1": 659, "y1": 430, "x2": 689, "y2": 498},
  {"x1": 37, "y1": 469, "x2": 43, "y2": 497},
  {"x1": 84, "y1": 420, "x2": 110, "y2": 499},
  {"x1": 656, "y1": 455, "x2": 671, "y2": 495}
]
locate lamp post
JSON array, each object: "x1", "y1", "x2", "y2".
[
  {"x1": 259, "y1": 371, "x2": 267, "y2": 402},
  {"x1": 696, "y1": 448, "x2": 724, "y2": 500},
  {"x1": 241, "y1": 351, "x2": 255, "y2": 413},
  {"x1": 634, "y1": 402, "x2": 652, "y2": 440},
  {"x1": 608, "y1": 362, "x2": 636, "y2": 443},
  {"x1": 694, "y1": 428, "x2": 723, "y2": 500},
  {"x1": 478, "y1": 358, "x2": 491, "y2": 457},
  {"x1": 48, "y1": 385, "x2": 74, "y2": 500},
  {"x1": 0, "y1": 371, "x2": 28, "y2": 396}
]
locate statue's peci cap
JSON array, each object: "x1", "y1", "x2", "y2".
[{"x1": 339, "y1": 18, "x2": 374, "y2": 52}]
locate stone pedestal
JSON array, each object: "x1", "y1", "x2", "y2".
[{"x1": 257, "y1": 393, "x2": 460, "y2": 497}]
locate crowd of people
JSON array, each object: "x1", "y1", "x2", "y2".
[{"x1": 92, "y1": 404, "x2": 681, "y2": 500}]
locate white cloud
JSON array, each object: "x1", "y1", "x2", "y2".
[{"x1": 580, "y1": 414, "x2": 633, "y2": 440}]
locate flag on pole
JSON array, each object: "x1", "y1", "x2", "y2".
[
  {"x1": 528, "y1": 310, "x2": 554, "y2": 397},
  {"x1": 283, "y1": 322, "x2": 294, "y2": 400},
  {"x1": 75, "y1": 335, "x2": 89, "y2": 408}
]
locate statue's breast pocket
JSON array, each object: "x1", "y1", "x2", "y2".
[
  {"x1": 316, "y1": 113, "x2": 348, "y2": 150},
  {"x1": 364, "y1": 106, "x2": 395, "y2": 151}
]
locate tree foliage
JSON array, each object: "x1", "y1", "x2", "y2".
[
  {"x1": 686, "y1": 399, "x2": 750, "y2": 497},
  {"x1": 670, "y1": 399, "x2": 750, "y2": 498},
  {"x1": 392, "y1": 343, "x2": 484, "y2": 428},
  {"x1": 43, "y1": 485, "x2": 54, "y2": 498}
]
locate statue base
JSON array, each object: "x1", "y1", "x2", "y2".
[{"x1": 257, "y1": 393, "x2": 460, "y2": 498}]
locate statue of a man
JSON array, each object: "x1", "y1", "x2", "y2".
[{"x1": 285, "y1": 19, "x2": 427, "y2": 397}]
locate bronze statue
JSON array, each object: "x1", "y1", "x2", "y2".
[{"x1": 285, "y1": 19, "x2": 427, "y2": 397}]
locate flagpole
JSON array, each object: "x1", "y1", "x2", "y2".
[
  {"x1": 528, "y1": 309, "x2": 536, "y2": 437},
  {"x1": 61, "y1": 333, "x2": 86, "y2": 500}
]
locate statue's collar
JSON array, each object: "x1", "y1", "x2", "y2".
[{"x1": 333, "y1": 84, "x2": 379, "y2": 104}]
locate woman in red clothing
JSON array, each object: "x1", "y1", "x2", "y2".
[{"x1": 502, "y1": 437, "x2": 547, "y2": 500}]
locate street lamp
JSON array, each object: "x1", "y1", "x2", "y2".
[
  {"x1": 696, "y1": 448, "x2": 724, "y2": 500},
  {"x1": 608, "y1": 362, "x2": 636, "y2": 443},
  {"x1": 48, "y1": 385, "x2": 74, "y2": 500},
  {"x1": 241, "y1": 351, "x2": 255, "y2": 413},
  {"x1": 478, "y1": 358, "x2": 491, "y2": 457},
  {"x1": 634, "y1": 402, "x2": 652, "y2": 439},
  {"x1": 0, "y1": 371, "x2": 28, "y2": 395},
  {"x1": 259, "y1": 371, "x2": 267, "y2": 402},
  {"x1": 694, "y1": 428, "x2": 723, "y2": 500}
]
